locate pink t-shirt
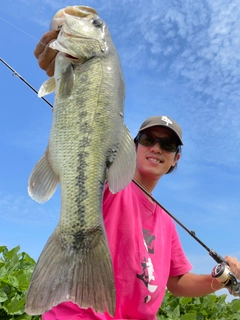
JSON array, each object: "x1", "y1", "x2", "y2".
[{"x1": 42, "y1": 182, "x2": 192, "y2": 320}]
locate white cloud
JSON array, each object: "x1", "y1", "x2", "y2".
[{"x1": 0, "y1": 191, "x2": 59, "y2": 226}]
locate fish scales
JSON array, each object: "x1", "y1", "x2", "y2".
[
  {"x1": 55, "y1": 58, "x2": 120, "y2": 245},
  {"x1": 25, "y1": 5, "x2": 136, "y2": 316}
]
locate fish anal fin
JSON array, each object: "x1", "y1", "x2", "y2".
[{"x1": 28, "y1": 148, "x2": 59, "y2": 203}]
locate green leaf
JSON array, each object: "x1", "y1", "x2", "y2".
[
  {"x1": 216, "y1": 294, "x2": 228, "y2": 304},
  {"x1": 202, "y1": 294, "x2": 217, "y2": 307},
  {"x1": 180, "y1": 297, "x2": 193, "y2": 304},
  {"x1": 5, "y1": 255, "x2": 20, "y2": 274},
  {"x1": 13, "y1": 271, "x2": 31, "y2": 290},
  {"x1": 0, "y1": 291, "x2": 8, "y2": 303},
  {"x1": 0, "y1": 283, "x2": 11, "y2": 296},
  {"x1": 0, "y1": 266, "x2": 7, "y2": 278},
  {"x1": 231, "y1": 299, "x2": 240, "y2": 313},
  {"x1": 0, "y1": 246, "x2": 7, "y2": 255},
  {"x1": 4, "y1": 297, "x2": 25, "y2": 315},
  {"x1": 180, "y1": 313, "x2": 197, "y2": 320},
  {"x1": 7, "y1": 276, "x2": 19, "y2": 288},
  {"x1": 172, "y1": 305, "x2": 180, "y2": 319},
  {"x1": 4, "y1": 246, "x2": 20, "y2": 260}
]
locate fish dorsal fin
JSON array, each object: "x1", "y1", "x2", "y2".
[
  {"x1": 107, "y1": 125, "x2": 136, "y2": 193},
  {"x1": 38, "y1": 77, "x2": 56, "y2": 97}
]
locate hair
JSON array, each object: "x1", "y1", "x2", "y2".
[
  {"x1": 165, "y1": 145, "x2": 182, "y2": 174},
  {"x1": 134, "y1": 134, "x2": 182, "y2": 175}
]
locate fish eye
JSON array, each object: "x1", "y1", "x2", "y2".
[{"x1": 92, "y1": 18, "x2": 103, "y2": 27}]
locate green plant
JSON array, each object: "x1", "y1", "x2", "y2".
[
  {"x1": 158, "y1": 289, "x2": 240, "y2": 320},
  {"x1": 0, "y1": 245, "x2": 40, "y2": 320},
  {"x1": 2, "y1": 245, "x2": 240, "y2": 320}
]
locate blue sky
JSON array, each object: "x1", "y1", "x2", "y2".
[{"x1": 1, "y1": 0, "x2": 240, "y2": 298}]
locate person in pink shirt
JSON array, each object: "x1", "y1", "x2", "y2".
[{"x1": 33, "y1": 31, "x2": 240, "y2": 320}]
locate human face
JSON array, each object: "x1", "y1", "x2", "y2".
[{"x1": 134, "y1": 126, "x2": 180, "y2": 190}]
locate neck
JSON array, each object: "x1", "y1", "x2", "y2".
[
  {"x1": 133, "y1": 173, "x2": 161, "y2": 194},
  {"x1": 132, "y1": 178, "x2": 158, "y2": 203}
]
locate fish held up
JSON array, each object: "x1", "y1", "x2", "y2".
[{"x1": 25, "y1": 5, "x2": 136, "y2": 316}]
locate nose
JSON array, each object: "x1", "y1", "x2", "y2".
[{"x1": 150, "y1": 141, "x2": 163, "y2": 153}]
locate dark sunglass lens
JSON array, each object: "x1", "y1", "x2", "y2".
[
  {"x1": 161, "y1": 140, "x2": 178, "y2": 152},
  {"x1": 139, "y1": 133, "x2": 155, "y2": 146},
  {"x1": 138, "y1": 133, "x2": 178, "y2": 152}
]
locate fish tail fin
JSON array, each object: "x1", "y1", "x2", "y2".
[
  {"x1": 25, "y1": 228, "x2": 115, "y2": 316},
  {"x1": 73, "y1": 233, "x2": 116, "y2": 315}
]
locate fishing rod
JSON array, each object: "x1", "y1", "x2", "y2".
[
  {"x1": 0, "y1": 57, "x2": 232, "y2": 263},
  {"x1": 132, "y1": 179, "x2": 225, "y2": 264},
  {"x1": 132, "y1": 179, "x2": 240, "y2": 296},
  {"x1": 0, "y1": 57, "x2": 53, "y2": 108},
  {"x1": 2, "y1": 57, "x2": 240, "y2": 295}
]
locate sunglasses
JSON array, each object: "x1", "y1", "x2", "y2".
[{"x1": 136, "y1": 132, "x2": 179, "y2": 153}]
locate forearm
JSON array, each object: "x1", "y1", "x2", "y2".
[{"x1": 167, "y1": 273, "x2": 224, "y2": 297}]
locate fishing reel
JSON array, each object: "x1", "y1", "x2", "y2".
[{"x1": 212, "y1": 262, "x2": 240, "y2": 297}]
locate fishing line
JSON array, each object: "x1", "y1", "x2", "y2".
[
  {"x1": 0, "y1": 57, "x2": 53, "y2": 108},
  {"x1": 0, "y1": 16, "x2": 38, "y2": 42},
  {"x1": 0, "y1": 16, "x2": 48, "y2": 47}
]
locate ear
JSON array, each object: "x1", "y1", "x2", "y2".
[{"x1": 172, "y1": 153, "x2": 181, "y2": 167}]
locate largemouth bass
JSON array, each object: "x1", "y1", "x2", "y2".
[{"x1": 25, "y1": 5, "x2": 136, "y2": 316}]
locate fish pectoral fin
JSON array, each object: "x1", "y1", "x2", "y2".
[
  {"x1": 25, "y1": 228, "x2": 116, "y2": 316},
  {"x1": 28, "y1": 148, "x2": 59, "y2": 203},
  {"x1": 58, "y1": 63, "x2": 74, "y2": 97},
  {"x1": 107, "y1": 125, "x2": 136, "y2": 193},
  {"x1": 38, "y1": 77, "x2": 56, "y2": 97}
]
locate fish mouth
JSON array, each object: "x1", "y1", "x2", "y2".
[
  {"x1": 65, "y1": 53, "x2": 78, "y2": 59},
  {"x1": 63, "y1": 52, "x2": 88, "y2": 64}
]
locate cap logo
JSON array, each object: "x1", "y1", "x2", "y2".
[{"x1": 161, "y1": 116, "x2": 172, "y2": 126}]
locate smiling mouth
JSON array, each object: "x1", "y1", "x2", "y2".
[{"x1": 147, "y1": 157, "x2": 163, "y2": 164}]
